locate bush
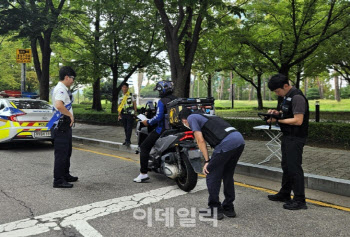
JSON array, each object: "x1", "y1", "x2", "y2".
[
  {"x1": 74, "y1": 112, "x2": 350, "y2": 149},
  {"x1": 74, "y1": 113, "x2": 121, "y2": 126},
  {"x1": 223, "y1": 118, "x2": 350, "y2": 149},
  {"x1": 307, "y1": 88, "x2": 321, "y2": 100}
]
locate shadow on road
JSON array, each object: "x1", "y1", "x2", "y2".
[{"x1": 0, "y1": 141, "x2": 53, "y2": 151}]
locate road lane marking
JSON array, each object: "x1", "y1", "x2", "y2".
[
  {"x1": 73, "y1": 147, "x2": 137, "y2": 163},
  {"x1": 73, "y1": 147, "x2": 350, "y2": 213},
  {"x1": 0, "y1": 180, "x2": 207, "y2": 237}
]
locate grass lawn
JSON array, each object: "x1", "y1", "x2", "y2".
[{"x1": 215, "y1": 99, "x2": 350, "y2": 112}]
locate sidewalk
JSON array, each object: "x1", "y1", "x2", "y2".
[{"x1": 72, "y1": 123, "x2": 350, "y2": 196}]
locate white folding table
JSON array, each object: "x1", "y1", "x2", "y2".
[{"x1": 253, "y1": 125, "x2": 282, "y2": 165}]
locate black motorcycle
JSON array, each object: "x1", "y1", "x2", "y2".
[{"x1": 135, "y1": 101, "x2": 203, "y2": 192}]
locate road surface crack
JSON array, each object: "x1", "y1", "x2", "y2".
[{"x1": 0, "y1": 189, "x2": 34, "y2": 218}]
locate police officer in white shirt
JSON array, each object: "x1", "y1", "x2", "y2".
[{"x1": 50, "y1": 66, "x2": 78, "y2": 188}]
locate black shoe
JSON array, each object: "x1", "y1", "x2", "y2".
[
  {"x1": 199, "y1": 207, "x2": 224, "y2": 220},
  {"x1": 53, "y1": 181, "x2": 73, "y2": 188},
  {"x1": 65, "y1": 175, "x2": 78, "y2": 182},
  {"x1": 122, "y1": 142, "x2": 127, "y2": 145},
  {"x1": 283, "y1": 200, "x2": 307, "y2": 210},
  {"x1": 223, "y1": 206, "x2": 236, "y2": 218},
  {"x1": 268, "y1": 193, "x2": 291, "y2": 202}
]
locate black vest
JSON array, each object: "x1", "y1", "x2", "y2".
[
  {"x1": 160, "y1": 94, "x2": 177, "y2": 115},
  {"x1": 278, "y1": 88, "x2": 309, "y2": 138},
  {"x1": 200, "y1": 114, "x2": 236, "y2": 148}
]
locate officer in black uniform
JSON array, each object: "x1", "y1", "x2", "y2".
[
  {"x1": 118, "y1": 82, "x2": 137, "y2": 146},
  {"x1": 266, "y1": 74, "x2": 309, "y2": 210},
  {"x1": 133, "y1": 81, "x2": 177, "y2": 183},
  {"x1": 179, "y1": 108, "x2": 245, "y2": 220}
]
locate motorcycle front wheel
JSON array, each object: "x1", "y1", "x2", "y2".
[{"x1": 176, "y1": 153, "x2": 198, "y2": 192}]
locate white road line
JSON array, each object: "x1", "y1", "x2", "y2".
[{"x1": 0, "y1": 180, "x2": 206, "y2": 237}]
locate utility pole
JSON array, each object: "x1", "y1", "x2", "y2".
[{"x1": 21, "y1": 63, "x2": 26, "y2": 93}]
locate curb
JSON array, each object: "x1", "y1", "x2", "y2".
[
  {"x1": 236, "y1": 162, "x2": 350, "y2": 197},
  {"x1": 72, "y1": 135, "x2": 350, "y2": 197}
]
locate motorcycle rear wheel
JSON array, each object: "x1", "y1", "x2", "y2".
[{"x1": 176, "y1": 153, "x2": 198, "y2": 192}]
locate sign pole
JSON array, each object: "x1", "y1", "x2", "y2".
[{"x1": 21, "y1": 63, "x2": 26, "y2": 94}]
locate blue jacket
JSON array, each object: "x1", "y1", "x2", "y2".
[
  {"x1": 147, "y1": 99, "x2": 166, "y2": 134},
  {"x1": 147, "y1": 95, "x2": 176, "y2": 134}
]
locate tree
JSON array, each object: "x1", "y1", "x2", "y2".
[
  {"x1": 153, "y1": 0, "x2": 242, "y2": 97},
  {"x1": 0, "y1": 0, "x2": 68, "y2": 101},
  {"x1": 238, "y1": 0, "x2": 350, "y2": 84},
  {"x1": 99, "y1": 0, "x2": 166, "y2": 113}
]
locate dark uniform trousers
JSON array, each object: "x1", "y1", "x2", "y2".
[
  {"x1": 280, "y1": 135, "x2": 306, "y2": 201},
  {"x1": 206, "y1": 144, "x2": 245, "y2": 209},
  {"x1": 139, "y1": 130, "x2": 160, "y2": 174},
  {"x1": 52, "y1": 127, "x2": 72, "y2": 182},
  {"x1": 121, "y1": 114, "x2": 134, "y2": 143}
]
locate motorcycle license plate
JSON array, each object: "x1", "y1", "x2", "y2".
[{"x1": 32, "y1": 131, "x2": 51, "y2": 138}]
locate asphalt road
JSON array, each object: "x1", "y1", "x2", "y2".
[{"x1": 0, "y1": 142, "x2": 349, "y2": 237}]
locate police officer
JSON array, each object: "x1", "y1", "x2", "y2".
[
  {"x1": 267, "y1": 74, "x2": 309, "y2": 210},
  {"x1": 133, "y1": 81, "x2": 176, "y2": 183},
  {"x1": 118, "y1": 82, "x2": 137, "y2": 146},
  {"x1": 178, "y1": 108, "x2": 245, "y2": 220},
  {"x1": 48, "y1": 66, "x2": 78, "y2": 188}
]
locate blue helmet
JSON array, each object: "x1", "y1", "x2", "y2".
[{"x1": 154, "y1": 81, "x2": 173, "y2": 97}]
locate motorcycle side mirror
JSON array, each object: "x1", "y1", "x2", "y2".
[{"x1": 140, "y1": 107, "x2": 145, "y2": 114}]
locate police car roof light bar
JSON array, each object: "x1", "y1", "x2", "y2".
[{"x1": 0, "y1": 90, "x2": 39, "y2": 99}]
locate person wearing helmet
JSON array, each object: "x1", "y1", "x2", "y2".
[{"x1": 133, "y1": 81, "x2": 177, "y2": 183}]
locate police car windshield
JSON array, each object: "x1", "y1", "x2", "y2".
[{"x1": 10, "y1": 100, "x2": 52, "y2": 110}]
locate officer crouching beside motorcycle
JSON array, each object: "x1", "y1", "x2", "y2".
[
  {"x1": 47, "y1": 66, "x2": 78, "y2": 188},
  {"x1": 178, "y1": 108, "x2": 245, "y2": 220},
  {"x1": 133, "y1": 81, "x2": 177, "y2": 183}
]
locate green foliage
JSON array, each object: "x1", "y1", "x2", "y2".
[
  {"x1": 306, "y1": 88, "x2": 321, "y2": 100},
  {"x1": 0, "y1": 38, "x2": 39, "y2": 92},
  {"x1": 73, "y1": 112, "x2": 350, "y2": 149},
  {"x1": 340, "y1": 86, "x2": 350, "y2": 99},
  {"x1": 140, "y1": 83, "x2": 158, "y2": 97},
  {"x1": 74, "y1": 113, "x2": 123, "y2": 126}
]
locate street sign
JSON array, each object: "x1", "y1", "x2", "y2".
[{"x1": 16, "y1": 49, "x2": 32, "y2": 63}]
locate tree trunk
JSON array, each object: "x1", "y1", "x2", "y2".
[
  {"x1": 137, "y1": 70, "x2": 144, "y2": 105},
  {"x1": 256, "y1": 74, "x2": 263, "y2": 110},
  {"x1": 92, "y1": 1, "x2": 102, "y2": 111},
  {"x1": 249, "y1": 85, "x2": 254, "y2": 101},
  {"x1": 39, "y1": 32, "x2": 52, "y2": 102},
  {"x1": 230, "y1": 71, "x2": 235, "y2": 109},
  {"x1": 316, "y1": 77, "x2": 324, "y2": 99},
  {"x1": 111, "y1": 67, "x2": 119, "y2": 113},
  {"x1": 295, "y1": 65, "x2": 303, "y2": 89},
  {"x1": 219, "y1": 76, "x2": 224, "y2": 100},
  {"x1": 190, "y1": 74, "x2": 196, "y2": 98},
  {"x1": 92, "y1": 78, "x2": 102, "y2": 111},
  {"x1": 304, "y1": 77, "x2": 308, "y2": 97},
  {"x1": 334, "y1": 76, "x2": 341, "y2": 102},
  {"x1": 207, "y1": 74, "x2": 212, "y2": 98},
  {"x1": 197, "y1": 76, "x2": 200, "y2": 97},
  {"x1": 154, "y1": 0, "x2": 206, "y2": 98},
  {"x1": 263, "y1": 78, "x2": 266, "y2": 100}
]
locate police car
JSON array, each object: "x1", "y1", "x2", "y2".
[{"x1": 0, "y1": 90, "x2": 54, "y2": 143}]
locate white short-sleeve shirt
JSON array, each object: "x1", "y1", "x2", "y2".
[{"x1": 52, "y1": 81, "x2": 73, "y2": 115}]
